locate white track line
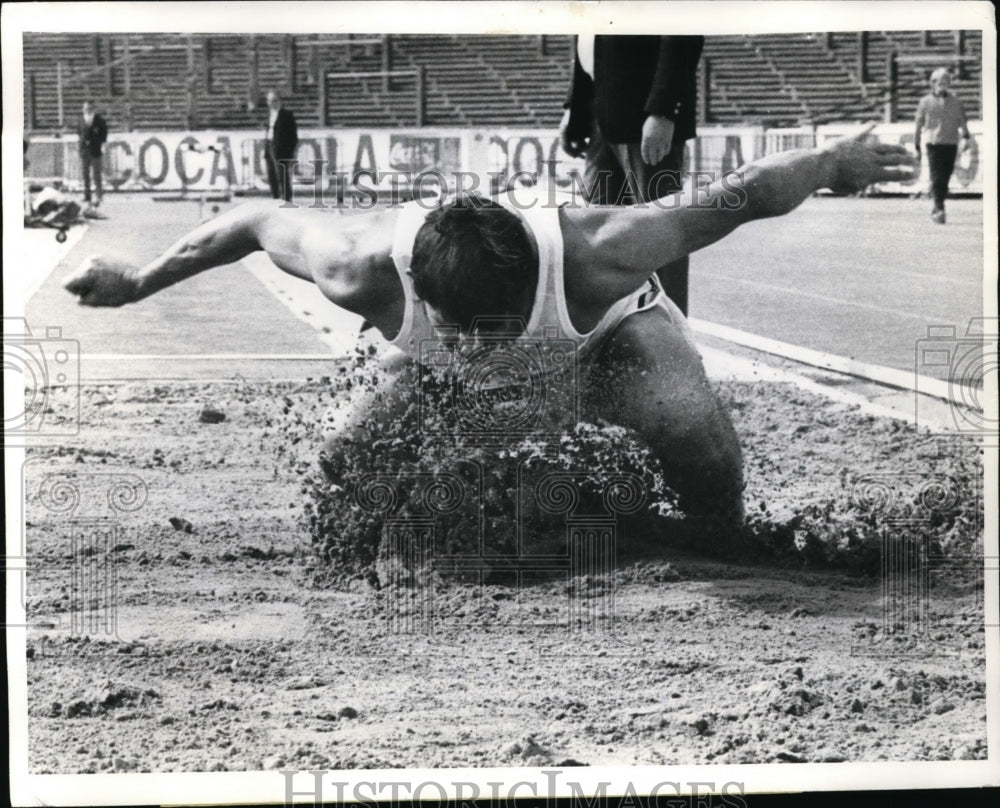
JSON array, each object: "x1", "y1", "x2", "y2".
[
  {"x1": 697, "y1": 345, "x2": 952, "y2": 430},
  {"x1": 240, "y1": 252, "x2": 364, "y2": 356},
  {"x1": 20, "y1": 224, "x2": 88, "y2": 301},
  {"x1": 690, "y1": 317, "x2": 969, "y2": 405},
  {"x1": 76, "y1": 308, "x2": 973, "y2": 433},
  {"x1": 697, "y1": 273, "x2": 940, "y2": 320}
]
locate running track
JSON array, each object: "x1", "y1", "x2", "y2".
[{"x1": 21, "y1": 193, "x2": 986, "y2": 383}]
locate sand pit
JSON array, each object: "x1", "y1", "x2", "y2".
[{"x1": 22, "y1": 375, "x2": 986, "y2": 772}]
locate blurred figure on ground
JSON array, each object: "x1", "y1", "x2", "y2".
[
  {"x1": 263, "y1": 90, "x2": 298, "y2": 202},
  {"x1": 24, "y1": 143, "x2": 84, "y2": 229},
  {"x1": 914, "y1": 67, "x2": 973, "y2": 224},
  {"x1": 27, "y1": 186, "x2": 83, "y2": 226},
  {"x1": 560, "y1": 35, "x2": 704, "y2": 314},
  {"x1": 78, "y1": 100, "x2": 108, "y2": 212}
]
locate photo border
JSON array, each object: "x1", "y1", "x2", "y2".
[{"x1": 4, "y1": 1, "x2": 997, "y2": 804}]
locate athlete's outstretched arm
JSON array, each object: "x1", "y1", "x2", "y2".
[
  {"x1": 62, "y1": 201, "x2": 391, "y2": 312},
  {"x1": 566, "y1": 125, "x2": 916, "y2": 308}
]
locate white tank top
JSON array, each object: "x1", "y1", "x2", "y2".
[{"x1": 388, "y1": 195, "x2": 673, "y2": 362}]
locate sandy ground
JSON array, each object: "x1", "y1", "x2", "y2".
[{"x1": 21, "y1": 372, "x2": 988, "y2": 774}]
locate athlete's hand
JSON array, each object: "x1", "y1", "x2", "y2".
[
  {"x1": 63, "y1": 256, "x2": 144, "y2": 307},
  {"x1": 641, "y1": 115, "x2": 675, "y2": 165},
  {"x1": 559, "y1": 108, "x2": 590, "y2": 158},
  {"x1": 821, "y1": 123, "x2": 917, "y2": 194}
]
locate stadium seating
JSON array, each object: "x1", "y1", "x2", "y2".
[
  {"x1": 22, "y1": 31, "x2": 982, "y2": 133},
  {"x1": 699, "y1": 36, "x2": 812, "y2": 125},
  {"x1": 803, "y1": 31, "x2": 982, "y2": 122}
]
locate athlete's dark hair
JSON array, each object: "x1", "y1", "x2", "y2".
[{"x1": 409, "y1": 194, "x2": 536, "y2": 334}]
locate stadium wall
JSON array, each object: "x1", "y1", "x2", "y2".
[{"x1": 24, "y1": 122, "x2": 985, "y2": 197}]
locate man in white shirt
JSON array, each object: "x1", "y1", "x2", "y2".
[{"x1": 914, "y1": 68, "x2": 973, "y2": 224}]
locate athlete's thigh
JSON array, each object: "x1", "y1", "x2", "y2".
[
  {"x1": 583, "y1": 303, "x2": 744, "y2": 518},
  {"x1": 584, "y1": 303, "x2": 718, "y2": 435}
]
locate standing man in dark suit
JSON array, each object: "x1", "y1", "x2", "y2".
[
  {"x1": 264, "y1": 90, "x2": 298, "y2": 202},
  {"x1": 78, "y1": 100, "x2": 108, "y2": 210},
  {"x1": 560, "y1": 35, "x2": 704, "y2": 315}
]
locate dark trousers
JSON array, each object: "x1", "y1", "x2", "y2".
[
  {"x1": 582, "y1": 130, "x2": 690, "y2": 315},
  {"x1": 925, "y1": 143, "x2": 958, "y2": 211},
  {"x1": 81, "y1": 151, "x2": 103, "y2": 204},
  {"x1": 265, "y1": 141, "x2": 294, "y2": 202}
]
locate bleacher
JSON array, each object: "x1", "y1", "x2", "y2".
[
  {"x1": 701, "y1": 31, "x2": 982, "y2": 125},
  {"x1": 22, "y1": 31, "x2": 982, "y2": 134},
  {"x1": 823, "y1": 30, "x2": 982, "y2": 121},
  {"x1": 699, "y1": 36, "x2": 812, "y2": 125}
]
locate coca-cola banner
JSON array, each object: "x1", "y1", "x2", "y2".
[{"x1": 24, "y1": 122, "x2": 984, "y2": 196}]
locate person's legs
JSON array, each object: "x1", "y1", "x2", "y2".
[
  {"x1": 81, "y1": 152, "x2": 93, "y2": 204},
  {"x1": 619, "y1": 143, "x2": 690, "y2": 314},
  {"x1": 582, "y1": 128, "x2": 631, "y2": 205},
  {"x1": 264, "y1": 142, "x2": 280, "y2": 199},
  {"x1": 926, "y1": 144, "x2": 958, "y2": 222},
  {"x1": 93, "y1": 154, "x2": 104, "y2": 206},
  {"x1": 583, "y1": 130, "x2": 690, "y2": 313},
  {"x1": 279, "y1": 154, "x2": 294, "y2": 203},
  {"x1": 583, "y1": 302, "x2": 745, "y2": 535},
  {"x1": 926, "y1": 145, "x2": 946, "y2": 213}
]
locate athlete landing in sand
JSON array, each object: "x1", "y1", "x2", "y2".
[{"x1": 64, "y1": 126, "x2": 915, "y2": 536}]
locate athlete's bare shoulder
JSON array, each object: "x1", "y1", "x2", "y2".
[
  {"x1": 314, "y1": 205, "x2": 405, "y2": 337},
  {"x1": 558, "y1": 202, "x2": 640, "y2": 314},
  {"x1": 243, "y1": 201, "x2": 405, "y2": 334},
  {"x1": 250, "y1": 202, "x2": 396, "y2": 280}
]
